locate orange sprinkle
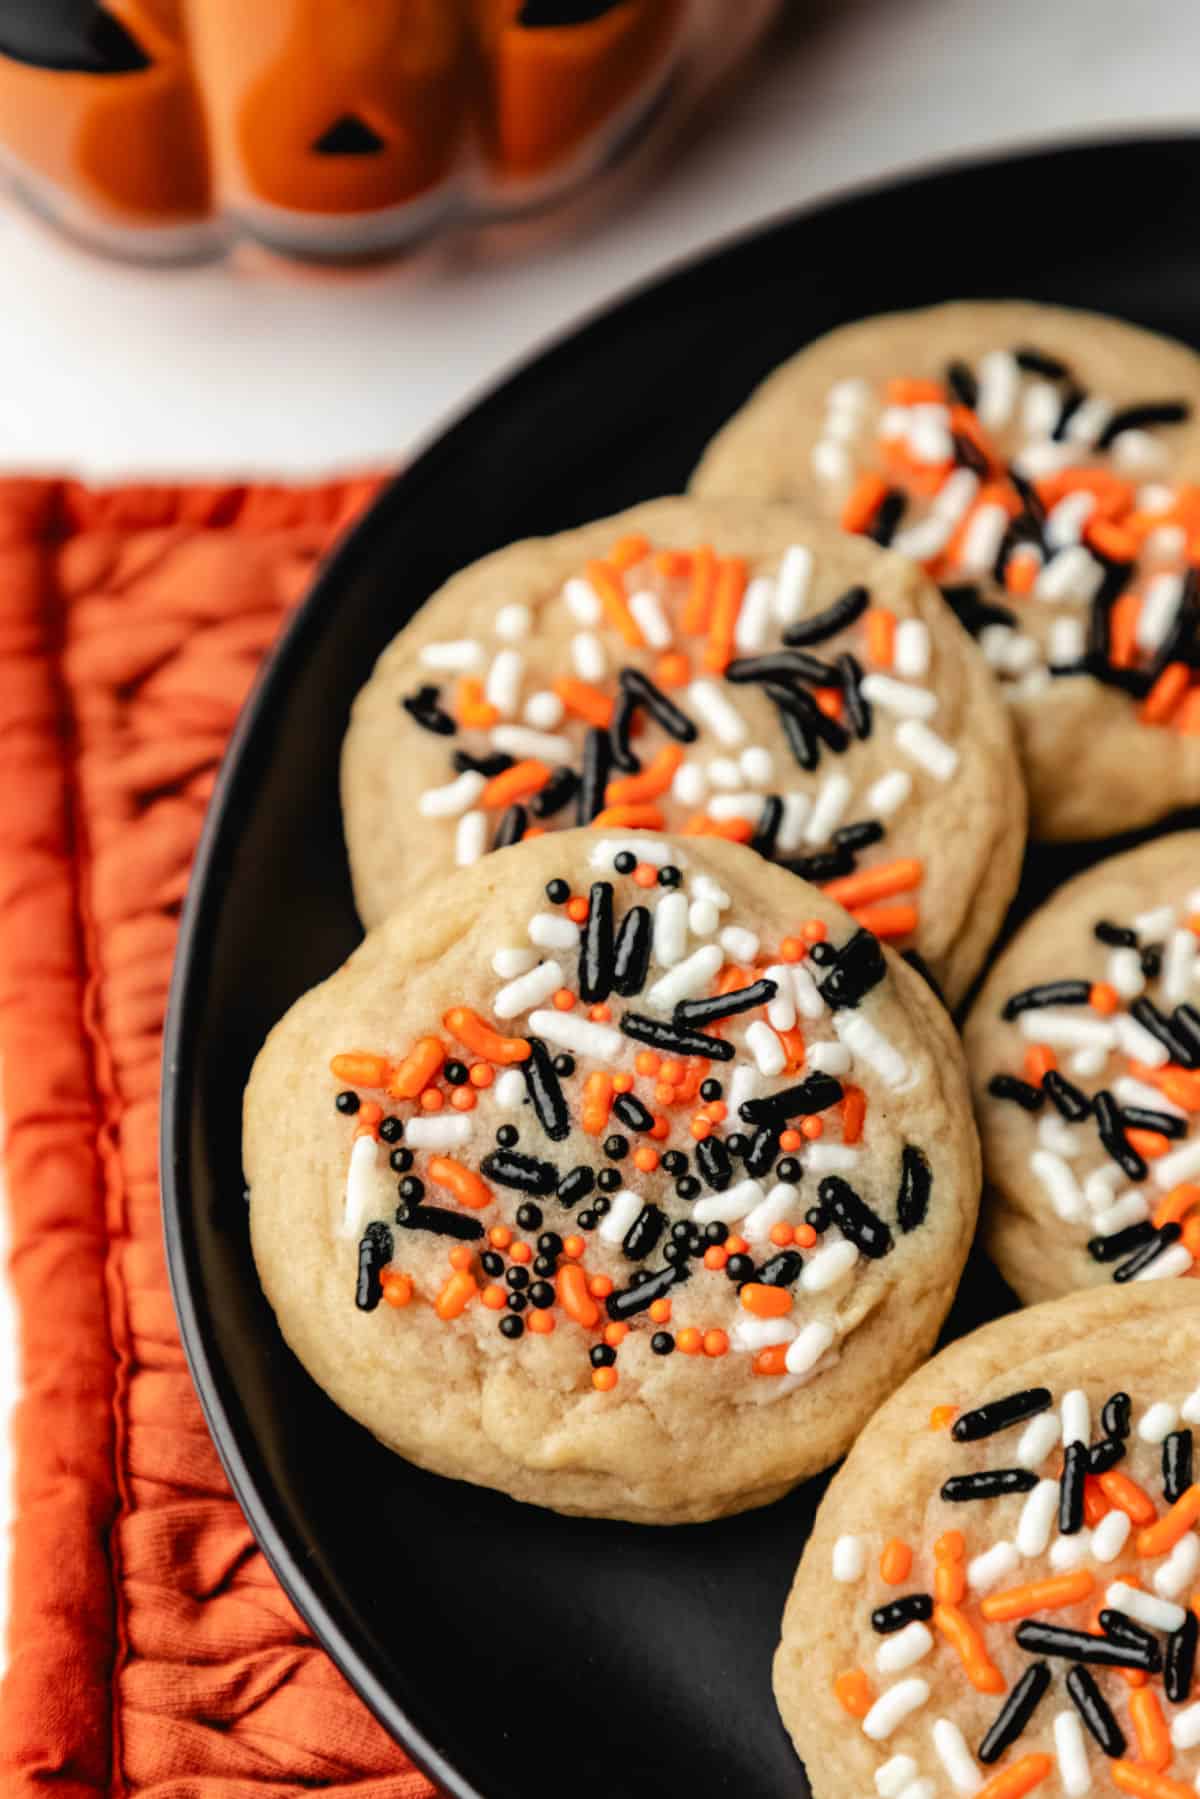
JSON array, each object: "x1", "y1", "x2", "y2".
[
  {"x1": 864, "y1": 607, "x2": 897, "y2": 668},
  {"x1": 793, "y1": 1223, "x2": 818, "y2": 1249},
  {"x1": 330, "y1": 1051, "x2": 391, "y2": 1089},
  {"x1": 388, "y1": 1036, "x2": 446, "y2": 1100},
  {"x1": 1088, "y1": 518, "x2": 1142, "y2": 563},
  {"x1": 435, "y1": 1269, "x2": 477, "y2": 1321},
  {"x1": 649, "y1": 1298, "x2": 672, "y2": 1324},
  {"x1": 604, "y1": 1322, "x2": 629, "y2": 1347},
  {"x1": 632, "y1": 862, "x2": 658, "y2": 889},
  {"x1": 449, "y1": 1087, "x2": 477, "y2": 1112},
  {"x1": 769, "y1": 1223, "x2": 796, "y2": 1247},
  {"x1": 566, "y1": 896, "x2": 589, "y2": 924},
  {"x1": 1127, "y1": 1127, "x2": 1171, "y2": 1161},
  {"x1": 703, "y1": 1246, "x2": 728, "y2": 1271},
  {"x1": 655, "y1": 651, "x2": 690, "y2": 688},
  {"x1": 740, "y1": 1283, "x2": 793, "y2": 1319},
  {"x1": 703, "y1": 1329, "x2": 729, "y2": 1358},
  {"x1": 488, "y1": 1225, "x2": 512, "y2": 1249},
  {"x1": 605, "y1": 743, "x2": 685, "y2": 807},
  {"x1": 676, "y1": 1328, "x2": 703, "y2": 1356},
  {"x1": 779, "y1": 936, "x2": 803, "y2": 962},
  {"x1": 633, "y1": 1147, "x2": 660, "y2": 1173},
  {"x1": 479, "y1": 758, "x2": 550, "y2": 809},
  {"x1": 935, "y1": 1530, "x2": 966, "y2": 1562},
  {"x1": 655, "y1": 549, "x2": 692, "y2": 578},
  {"x1": 469, "y1": 1062, "x2": 495, "y2": 1088},
  {"x1": 590, "y1": 1004, "x2": 612, "y2": 1023},
  {"x1": 1183, "y1": 1215, "x2": 1200, "y2": 1257},
  {"x1": 582, "y1": 1072, "x2": 613, "y2": 1135},
  {"x1": 587, "y1": 1274, "x2": 614, "y2": 1299},
  {"x1": 481, "y1": 1284, "x2": 506, "y2": 1310},
  {"x1": 980, "y1": 1571, "x2": 1094, "y2": 1622},
  {"x1": 1005, "y1": 549, "x2": 1040, "y2": 596},
  {"x1": 1129, "y1": 1688, "x2": 1171, "y2": 1772},
  {"x1": 552, "y1": 988, "x2": 576, "y2": 1011},
  {"x1": 553, "y1": 675, "x2": 614, "y2": 729},
  {"x1": 1111, "y1": 1765, "x2": 1197, "y2": 1799},
  {"x1": 1108, "y1": 591, "x2": 1142, "y2": 670},
  {"x1": 381, "y1": 1272, "x2": 413, "y2": 1308},
  {"x1": 880, "y1": 1539, "x2": 913, "y2": 1585},
  {"x1": 886, "y1": 377, "x2": 945, "y2": 405},
  {"x1": 833, "y1": 1668, "x2": 873, "y2": 1718},
  {"x1": 591, "y1": 1365, "x2": 617, "y2": 1391},
  {"x1": 449, "y1": 1246, "x2": 474, "y2": 1272},
  {"x1": 1141, "y1": 661, "x2": 1191, "y2": 726},
  {"x1": 680, "y1": 812, "x2": 754, "y2": 843},
  {"x1": 932, "y1": 1603, "x2": 1006, "y2": 1694},
  {"x1": 353, "y1": 1099, "x2": 383, "y2": 1138},
  {"x1": 681, "y1": 544, "x2": 717, "y2": 635},
  {"x1": 840, "y1": 1086, "x2": 866, "y2": 1145},
  {"x1": 455, "y1": 675, "x2": 498, "y2": 729},
  {"x1": 509, "y1": 1241, "x2": 532, "y2": 1266},
  {"x1": 1089, "y1": 980, "x2": 1120, "y2": 1015},
  {"x1": 703, "y1": 557, "x2": 748, "y2": 674},
  {"x1": 813, "y1": 686, "x2": 844, "y2": 722},
  {"x1": 522, "y1": 825, "x2": 546, "y2": 841},
  {"x1": 419, "y1": 1089, "x2": 444, "y2": 1112},
  {"x1": 934, "y1": 1562, "x2": 966, "y2": 1605},
  {"x1": 1137, "y1": 1482, "x2": 1200, "y2": 1556},
  {"x1": 427, "y1": 1156, "x2": 492, "y2": 1211},
  {"x1": 650, "y1": 1115, "x2": 669, "y2": 1141},
  {"x1": 948, "y1": 404, "x2": 1000, "y2": 476},
  {"x1": 587, "y1": 558, "x2": 642, "y2": 647},
  {"x1": 779, "y1": 1128, "x2": 803, "y2": 1152},
  {"x1": 1177, "y1": 690, "x2": 1200, "y2": 735},
  {"x1": 1082, "y1": 1476, "x2": 1111, "y2": 1528},
  {"x1": 1139, "y1": 1063, "x2": 1200, "y2": 1113},
  {"x1": 590, "y1": 802, "x2": 666, "y2": 831},
  {"x1": 557, "y1": 1263, "x2": 600, "y2": 1328},
  {"x1": 929, "y1": 1404, "x2": 957, "y2": 1431},
  {"x1": 563, "y1": 1235, "x2": 584, "y2": 1259},
  {"x1": 975, "y1": 1755, "x2": 1052, "y2": 1799},
  {"x1": 851, "y1": 901, "x2": 919, "y2": 940},
  {"x1": 635, "y1": 1051, "x2": 660, "y2": 1076},
  {"x1": 824, "y1": 858, "x2": 924, "y2": 910},
  {"x1": 527, "y1": 1310, "x2": 555, "y2": 1336},
  {"x1": 801, "y1": 919, "x2": 828, "y2": 944},
  {"x1": 841, "y1": 472, "x2": 890, "y2": 534},
  {"x1": 608, "y1": 532, "x2": 650, "y2": 571},
  {"x1": 1024, "y1": 1044, "x2": 1058, "y2": 1084},
  {"x1": 1099, "y1": 1470, "x2": 1158, "y2": 1527},
  {"x1": 725, "y1": 1235, "x2": 748, "y2": 1256},
  {"x1": 690, "y1": 1116, "x2": 712, "y2": 1141},
  {"x1": 753, "y1": 1345, "x2": 789, "y2": 1377}
]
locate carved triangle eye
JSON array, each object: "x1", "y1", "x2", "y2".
[
  {"x1": 312, "y1": 116, "x2": 386, "y2": 158},
  {"x1": 0, "y1": 0, "x2": 150, "y2": 73},
  {"x1": 517, "y1": 0, "x2": 628, "y2": 24}
]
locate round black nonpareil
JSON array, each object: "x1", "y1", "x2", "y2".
[{"x1": 162, "y1": 136, "x2": 1200, "y2": 1799}]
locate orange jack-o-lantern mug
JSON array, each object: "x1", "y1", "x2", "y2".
[{"x1": 0, "y1": 0, "x2": 780, "y2": 261}]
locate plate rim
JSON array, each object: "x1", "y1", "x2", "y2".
[{"x1": 159, "y1": 127, "x2": 1200, "y2": 1794}]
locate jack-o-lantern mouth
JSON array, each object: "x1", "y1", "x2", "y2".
[
  {"x1": 0, "y1": 0, "x2": 149, "y2": 73},
  {"x1": 312, "y1": 115, "x2": 387, "y2": 158},
  {"x1": 517, "y1": 0, "x2": 630, "y2": 23}
]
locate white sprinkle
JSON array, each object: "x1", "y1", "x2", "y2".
[
  {"x1": 733, "y1": 1316, "x2": 797, "y2": 1353},
  {"x1": 1034, "y1": 544, "x2": 1104, "y2": 605},
  {"x1": 1053, "y1": 1709, "x2": 1091, "y2": 1796},
  {"x1": 1139, "y1": 1400, "x2": 1180, "y2": 1444},
  {"x1": 707, "y1": 756, "x2": 742, "y2": 790},
  {"x1": 492, "y1": 946, "x2": 537, "y2": 978},
  {"x1": 485, "y1": 648, "x2": 523, "y2": 716},
  {"x1": 1138, "y1": 482, "x2": 1176, "y2": 514},
  {"x1": 672, "y1": 763, "x2": 706, "y2": 807},
  {"x1": 494, "y1": 960, "x2": 563, "y2": 1019},
  {"x1": 719, "y1": 926, "x2": 759, "y2": 964},
  {"x1": 896, "y1": 718, "x2": 958, "y2": 782},
  {"x1": 419, "y1": 637, "x2": 483, "y2": 671},
  {"x1": 1182, "y1": 1386, "x2": 1200, "y2": 1425},
  {"x1": 1069, "y1": 1045, "x2": 1109, "y2": 1078},
  {"x1": 776, "y1": 793, "x2": 812, "y2": 853},
  {"x1": 1031, "y1": 1150, "x2": 1084, "y2": 1221},
  {"x1": 571, "y1": 631, "x2": 607, "y2": 680},
  {"x1": 1135, "y1": 903, "x2": 1177, "y2": 937},
  {"x1": 832, "y1": 1534, "x2": 865, "y2": 1582},
  {"x1": 907, "y1": 403, "x2": 953, "y2": 464},
  {"x1": 1016, "y1": 1411, "x2": 1060, "y2": 1470},
  {"x1": 1023, "y1": 380, "x2": 1061, "y2": 437},
  {"x1": 1114, "y1": 1075, "x2": 1183, "y2": 1118},
  {"x1": 598, "y1": 1188, "x2": 642, "y2": 1245},
  {"x1": 1146, "y1": 523, "x2": 1187, "y2": 559},
  {"x1": 563, "y1": 576, "x2": 601, "y2": 623},
  {"x1": 1108, "y1": 949, "x2": 1146, "y2": 1000},
  {"x1": 1135, "y1": 1243, "x2": 1194, "y2": 1282},
  {"x1": 1090, "y1": 1508, "x2": 1132, "y2": 1563},
  {"x1": 1114, "y1": 1012, "x2": 1169, "y2": 1067},
  {"x1": 1044, "y1": 490, "x2": 1096, "y2": 551},
  {"x1": 1049, "y1": 615, "x2": 1086, "y2": 667},
  {"x1": 1107, "y1": 1581, "x2": 1186, "y2": 1634},
  {"x1": 1061, "y1": 1389, "x2": 1089, "y2": 1447},
  {"x1": 1138, "y1": 571, "x2": 1185, "y2": 652},
  {"x1": 1092, "y1": 1192, "x2": 1150, "y2": 1237},
  {"x1": 708, "y1": 792, "x2": 766, "y2": 825},
  {"x1": 1083, "y1": 1164, "x2": 1124, "y2": 1212},
  {"x1": 1049, "y1": 1532, "x2": 1092, "y2": 1571},
  {"x1": 1017, "y1": 1009, "x2": 1115, "y2": 1051},
  {"x1": 790, "y1": 960, "x2": 825, "y2": 1020},
  {"x1": 866, "y1": 769, "x2": 913, "y2": 817},
  {"x1": 1016, "y1": 1479, "x2": 1060, "y2": 1556},
  {"x1": 740, "y1": 745, "x2": 773, "y2": 785},
  {"x1": 774, "y1": 545, "x2": 814, "y2": 623},
  {"x1": 967, "y1": 1542, "x2": 1020, "y2": 1593},
  {"x1": 1038, "y1": 1114, "x2": 1083, "y2": 1159},
  {"x1": 743, "y1": 1182, "x2": 801, "y2": 1244},
  {"x1": 833, "y1": 1011, "x2": 913, "y2": 1091},
  {"x1": 523, "y1": 689, "x2": 564, "y2": 731},
  {"x1": 342, "y1": 1134, "x2": 382, "y2": 1237},
  {"x1": 688, "y1": 899, "x2": 719, "y2": 936},
  {"x1": 728, "y1": 1065, "x2": 761, "y2": 1119},
  {"x1": 652, "y1": 890, "x2": 689, "y2": 968},
  {"x1": 1155, "y1": 1532, "x2": 1200, "y2": 1599},
  {"x1": 455, "y1": 810, "x2": 486, "y2": 866},
  {"x1": 1170, "y1": 1699, "x2": 1200, "y2": 1750},
  {"x1": 877, "y1": 1622, "x2": 934, "y2": 1674},
  {"x1": 1003, "y1": 632, "x2": 1046, "y2": 673},
  {"x1": 491, "y1": 724, "x2": 572, "y2": 760},
  {"x1": 418, "y1": 769, "x2": 486, "y2": 817},
  {"x1": 1066, "y1": 395, "x2": 1113, "y2": 447},
  {"x1": 828, "y1": 376, "x2": 871, "y2": 415},
  {"x1": 876, "y1": 1755, "x2": 919, "y2": 1797},
  {"x1": 692, "y1": 1178, "x2": 763, "y2": 1227},
  {"x1": 628, "y1": 588, "x2": 672, "y2": 649},
  {"x1": 528, "y1": 912, "x2": 579, "y2": 951},
  {"x1": 733, "y1": 576, "x2": 774, "y2": 652},
  {"x1": 811, "y1": 438, "x2": 851, "y2": 483},
  {"x1": 1012, "y1": 439, "x2": 1078, "y2": 479},
  {"x1": 804, "y1": 1144, "x2": 862, "y2": 1175},
  {"x1": 976, "y1": 349, "x2": 1019, "y2": 430},
  {"x1": 688, "y1": 679, "x2": 745, "y2": 746},
  {"x1": 823, "y1": 412, "x2": 862, "y2": 446},
  {"x1": 645, "y1": 944, "x2": 723, "y2": 1012},
  {"x1": 862, "y1": 1678, "x2": 930, "y2": 1742},
  {"x1": 932, "y1": 468, "x2": 981, "y2": 525},
  {"x1": 1014, "y1": 667, "x2": 1051, "y2": 701},
  {"x1": 1155, "y1": 1138, "x2": 1200, "y2": 1190},
  {"x1": 958, "y1": 502, "x2": 1009, "y2": 576},
  {"x1": 800, "y1": 1240, "x2": 859, "y2": 1291},
  {"x1": 1164, "y1": 927, "x2": 1197, "y2": 1007},
  {"x1": 746, "y1": 1021, "x2": 786, "y2": 1077},
  {"x1": 808, "y1": 1040, "x2": 852, "y2": 1075},
  {"x1": 860, "y1": 673, "x2": 938, "y2": 720},
  {"x1": 493, "y1": 1069, "x2": 526, "y2": 1110},
  {"x1": 1112, "y1": 428, "x2": 1168, "y2": 473},
  {"x1": 405, "y1": 1115, "x2": 471, "y2": 1150},
  {"x1": 894, "y1": 619, "x2": 932, "y2": 679},
  {"x1": 590, "y1": 836, "x2": 676, "y2": 871},
  {"x1": 693, "y1": 873, "x2": 731, "y2": 909},
  {"x1": 495, "y1": 603, "x2": 532, "y2": 641},
  {"x1": 931, "y1": 1717, "x2": 982, "y2": 1794},
  {"x1": 763, "y1": 964, "x2": 796, "y2": 1032},
  {"x1": 526, "y1": 1008, "x2": 624, "y2": 1061},
  {"x1": 892, "y1": 516, "x2": 953, "y2": 562},
  {"x1": 806, "y1": 770, "x2": 853, "y2": 842}
]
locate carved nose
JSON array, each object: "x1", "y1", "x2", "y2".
[{"x1": 312, "y1": 115, "x2": 385, "y2": 157}]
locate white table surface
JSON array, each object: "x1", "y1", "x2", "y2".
[{"x1": 0, "y1": 0, "x2": 1196, "y2": 1674}]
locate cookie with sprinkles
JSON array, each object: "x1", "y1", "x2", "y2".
[
  {"x1": 964, "y1": 832, "x2": 1200, "y2": 1307},
  {"x1": 341, "y1": 496, "x2": 1024, "y2": 1005},
  {"x1": 244, "y1": 829, "x2": 978, "y2": 1522},
  {"x1": 692, "y1": 301, "x2": 1200, "y2": 841},
  {"x1": 776, "y1": 1283, "x2": 1200, "y2": 1799}
]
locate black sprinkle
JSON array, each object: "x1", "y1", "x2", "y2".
[
  {"x1": 941, "y1": 1469, "x2": 1039, "y2": 1501},
  {"x1": 897, "y1": 1145, "x2": 932, "y2": 1232},
  {"x1": 817, "y1": 929, "x2": 887, "y2": 1010},
  {"x1": 608, "y1": 685, "x2": 639, "y2": 774},
  {"x1": 755, "y1": 1249, "x2": 804, "y2": 1288},
  {"x1": 835, "y1": 820, "x2": 885, "y2": 852},
  {"x1": 453, "y1": 748, "x2": 512, "y2": 775},
  {"x1": 1088, "y1": 1222, "x2": 1156, "y2": 1264},
  {"x1": 1097, "y1": 399, "x2": 1191, "y2": 448},
  {"x1": 1002, "y1": 980, "x2": 1091, "y2": 1019},
  {"x1": 1014, "y1": 346, "x2": 1070, "y2": 378},
  {"x1": 868, "y1": 490, "x2": 906, "y2": 548},
  {"x1": 871, "y1": 1593, "x2": 933, "y2": 1634},
  {"x1": 945, "y1": 359, "x2": 978, "y2": 408},
  {"x1": 1052, "y1": 385, "x2": 1088, "y2": 441},
  {"x1": 577, "y1": 728, "x2": 611, "y2": 823},
  {"x1": 579, "y1": 881, "x2": 615, "y2": 1004},
  {"x1": 611, "y1": 905, "x2": 652, "y2": 998},
  {"x1": 480, "y1": 1149, "x2": 558, "y2": 1195},
  {"x1": 1164, "y1": 1430, "x2": 1194, "y2": 1503},
  {"x1": 619, "y1": 1013, "x2": 735, "y2": 1061},
  {"x1": 786, "y1": 847, "x2": 855, "y2": 883},
  {"x1": 952, "y1": 1388, "x2": 1051, "y2": 1442},
  {"x1": 1102, "y1": 1392, "x2": 1132, "y2": 1439},
  {"x1": 613, "y1": 1091, "x2": 654, "y2": 1133},
  {"x1": 675, "y1": 978, "x2": 778, "y2": 1028},
  {"x1": 1132, "y1": 996, "x2": 1200, "y2": 1069},
  {"x1": 987, "y1": 1074, "x2": 1044, "y2": 1112},
  {"x1": 1016, "y1": 1621, "x2": 1159, "y2": 1673},
  {"x1": 739, "y1": 1072, "x2": 843, "y2": 1126},
  {"x1": 1093, "y1": 1089, "x2": 1148, "y2": 1182},
  {"x1": 1167, "y1": 1610, "x2": 1199, "y2": 1704},
  {"x1": 531, "y1": 765, "x2": 578, "y2": 818},
  {"x1": 622, "y1": 1204, "x2": 666, "y2": 1262},
  {"x1": 1043, "y1": 1070, "x2": 1093, "y2": 1122},
  {"x1": 940, "y1": 582, "x2": 1017, "y2": 637},
  {"x1": 838, "y1": 651, "x2": 872, "y2": 740},
  {"x1": 606, "y1": 1263, "x2": 681, "y2": 1322},
  {"x1": 1087, "y1": 1438, "x2": 1127, "y2": 1474},
  {"x1": 820, "y1": 1175, "x2": 893, "y2": 1259},
  {"x1": 744, "y1": 1123, "x2": 782, "y2": 1178},
  {"x1": 1120, "y1": 1104, "x2": 1186, "y2": 1140},
  {"x1": 1113, "y1": 1221, "x2": 1182, "y2": 1282},
  {"x1": 751, "y1": 794, "x2": 784, "y2": 857},
  {"x1": 774, "y1": 697, "x2": 820, "y2": 770},
  {"x1": 492, "y1": 804, "x2": 526, "y2": 850},
  {"x1": 521, "y1": 1038, "x2": 571, "y2": 1141},
  {"x1": 978, "y1": 1660, "x2": 1051, "y2": 1764},
  {"x1": 1059, "y1": 1441, "x2": 1088, "y2": 1535},
  {"x1": 781, "y1": 584, "x2": 869, "y2": 646},
  {"x1": 1174, "y1": 1004, "x2": 1200, "y2": 1066},
  {"x1": 1099, "y1": 1610, "x2": 1158, "y2": 1657},
  {"x1": 1065, "y1": 1663, "x2": 1126, "y2": 1754},
  {"x1": 619, "y1": 667, "x2": 698, "y2": 742},
  {"x1": 765, "y1": 681, "x2": 849, "y2": 752},
  {"x1": 1095, "y1": 920, "x2": 1138, "y2": 948},
  {"x1": 402, "y1": 685, "x2": 457, "y2": 736},
  {"x1": 355, "y1": 1222, "x2": 392, "y2": 1310},
  {"x1": 394, "y1": 1204, "x2": 484, "y2": 1242},
  {"x1": 952, "y1": 429, "x2": 990, "y2": 479},
  {"x1": 726, "y1": 648, "x2": 843, "y2": 688},
  {"x1": 696, "y1": 1135, "x2": 733, "y2": 1192},
  {"x1": 557, "y1": 1166, "x2": 594, "y2": 1207}
]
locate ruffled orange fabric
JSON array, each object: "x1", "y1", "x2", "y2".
[{"x1": 0, "y1": 478, "x2": 438, "y2": 1797}]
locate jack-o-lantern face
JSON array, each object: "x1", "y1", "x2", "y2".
[{"x1": 0, "y1": 0, "x2": 208, "y2": 219}]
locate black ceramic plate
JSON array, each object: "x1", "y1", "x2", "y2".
[{"x1": 162, "y1": 135, "x2": 1200, "y2": 1799}]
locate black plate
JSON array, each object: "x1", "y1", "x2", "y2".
[{"x1": 162, "y1": 134, "x2": 1200, "y2": 1799}]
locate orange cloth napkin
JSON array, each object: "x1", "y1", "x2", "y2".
[{"x1": 0, "y1": 478, "x2": 440, "y2": 1798}]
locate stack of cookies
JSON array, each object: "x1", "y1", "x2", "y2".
[{"x1": 245, "y1": 301, "x2": 1200, "y2": 1793}]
